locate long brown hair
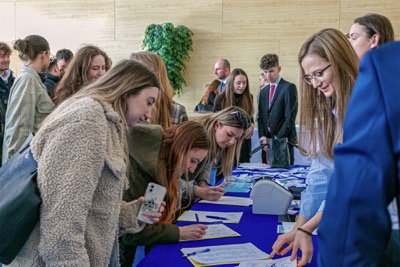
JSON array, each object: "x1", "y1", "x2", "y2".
[
  {"x1": 194, "y1": 106, "x2": 250, "y2": 177},
  {"x1": 53, "y1": 45, "x2": 111, "y2": 105},
  {"x1": 220, "y1": 68, "x2": 253, "y2": 117},
  {"x1": 202, "y1": 79, "x2": 220, "y2": 105},
  {"x1": 298, "y1": 28, "x2": 359, "y2": 160},
  {"x1": 51, "y1": 59, "x2": 160, "y2": 168},
  {"x1": 157, "y1": 121, "x2": 210, "y2": 223},
  {"x1": 130, "y1": 52, "x2": 174, "y2": 129}
]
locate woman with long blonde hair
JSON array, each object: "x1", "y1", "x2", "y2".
[
  {"x1": 129, "y1": 52, "x2": 188, "y2": 128},
  {"x1": 9, "y1": 59, "x2": 163, "y2": 266},
  {"x1": 270, "y1": 28, "x2": 359, "y2": 266}
]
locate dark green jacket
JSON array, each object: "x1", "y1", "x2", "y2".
[{"x1": 123, "y1": 124, "x2": 180, "y2": 245}]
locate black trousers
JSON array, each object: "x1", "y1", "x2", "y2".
[
  {"x1": 119, "y1": 237, "x2": 153, "y2": 267},
  {"x1": 239, "y1": 138, "x2": 252, "y2": 163}
]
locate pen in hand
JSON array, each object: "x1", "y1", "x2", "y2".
[
  {"x1": 182, "y1": 248, "x2": 211, "y2": 258},
  {"x1": 195, "y1": 213, "x2": 199, "y2": 223}
]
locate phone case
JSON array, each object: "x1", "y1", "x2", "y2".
[{"x1": 137, "y1": 182, "x2": 166, "y2": 224}]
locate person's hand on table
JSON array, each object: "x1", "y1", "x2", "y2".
[
  {"x1": 195, "y1": 184, "x2": 225, "y2": 201},
  {"x1": 269, "y1": 229, "x2": 297, "y2": 258},
  {"x1": 179, "y1": 224, "x2": 208, "y2": 240},
  {"x1": 244, "y1": 124, "x2": 254, "y2": 139},
  {"x1": 291, "y1": 229, "x2": 314, "y2": 267},
  {"x1": 134, "y1": 197, "x2": 166, "y2": 224}
]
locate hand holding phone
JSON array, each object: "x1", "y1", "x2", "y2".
[{"x1": 137, "y1": 182, "x2": 166, "y2": 224}]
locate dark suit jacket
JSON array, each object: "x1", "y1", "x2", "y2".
[
  {"x1": 257, "y1": 78, "x2": 298, "y2": 144},
  {"x1": 319, "y1": 41, "x2": 400, "y2": 266},
  {"x1": 194, "y1": 91, "x2": 217, "y2": 112}
]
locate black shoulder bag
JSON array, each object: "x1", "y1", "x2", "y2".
[{"x1": 0, "y1": 134, "x2": 40, "y2": 264}]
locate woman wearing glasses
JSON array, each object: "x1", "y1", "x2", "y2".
[
  {"x1": 269, "y1": 28, "x2": 359, "y2": 266},
  {"x1": 2, "y1": 35, "x2": 55, "y2": 163},
  {"x1": 347, "y1": 13, "x2": 394, "y2": 60}
]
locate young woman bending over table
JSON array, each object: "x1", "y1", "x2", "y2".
[
  {"x1": 9, "y1": 59, "x2": 164, "y2": 266},
  {"x1": 120, "y1": 121, "x2": 210, "y2": 266}
]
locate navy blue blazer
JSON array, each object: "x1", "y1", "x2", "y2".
[
  {"x1": 319, "y1": 41, "x2": 400, "y2": 266},
  {"x1": 257, "y1": 78, "x2": 298, "y2": 143}
]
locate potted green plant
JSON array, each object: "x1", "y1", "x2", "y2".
[{"x1": 142, "y1": 22, "x2": 193, "y2": 95}]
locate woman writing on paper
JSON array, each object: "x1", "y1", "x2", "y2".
[
  {"x1": 120, "y1": 121, "x2": 210, "y2": 266},
  {"x1": 186, "y1": 106, "x2": 251, "y2": 202},
  {"x1": 213, "y1": 68, "x2": 254, "y2": 163},
  {"x1": 128, "y1": 52, "x2": 250, "y2": 204},
  {"x1": 9, "y1": 59, "x2": 165, "y2": 266},
  {"x1": 269, "y1": 28, "x2": 359, "y2": 266}
]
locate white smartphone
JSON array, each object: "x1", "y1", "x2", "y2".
[{"x1": 137, "y1": 182, "x2": 166, "y2": 224}]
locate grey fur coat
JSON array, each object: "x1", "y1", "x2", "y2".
[{"x1": 7, "y1": 97, "x2": 143, "y2": 267}]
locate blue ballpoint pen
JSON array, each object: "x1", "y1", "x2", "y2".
[
  {"x1": 182, "y1": 248, "x2": 211, "y2": 258},
  {"x1": 195, "y1": 213, "x2": 199, "y2": 223},
  {"x1": 206, "y1": 215, "x2": 227, "y2": 220}
]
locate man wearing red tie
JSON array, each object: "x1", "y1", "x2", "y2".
[{"x1": 257, "y1": 54, "x2": 298, "y2": 164}]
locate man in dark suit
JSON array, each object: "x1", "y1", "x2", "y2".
[
  {"x1": 214, "y1": 58, "x2": 230, "y2": 92},
  {"x1": 319, "y1": 41, "x2": 400, "y2": 266},
  {"x1": 257, "y1": 54, "x2": 298, "y2": 164}
]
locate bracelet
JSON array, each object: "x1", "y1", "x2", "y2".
[{"x1": 297, "y1": 227, "x2": 313, "y2": 236}]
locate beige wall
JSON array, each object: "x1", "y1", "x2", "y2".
[{"x1": 2, "y1": 0, "x2": 399, "y2": 115}]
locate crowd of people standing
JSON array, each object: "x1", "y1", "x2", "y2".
[{"x1": 0, "y1": 12, "x2": 398, "y2": 267}]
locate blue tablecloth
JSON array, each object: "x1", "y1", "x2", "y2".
[{"x1": 138, "y1": 190, "x2": 318, "y2": 267}]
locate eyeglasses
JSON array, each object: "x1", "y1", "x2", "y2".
[
  {"x1": 302, "y1": 64, "x2": 331, "y2": 85},
  {"x1": 231, "y1": 111, "x2": 251, "y2": 126}
]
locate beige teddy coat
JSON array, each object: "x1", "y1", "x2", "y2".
[{"x1": 7, "y1": 97, "x2": 143, "y2": 267}]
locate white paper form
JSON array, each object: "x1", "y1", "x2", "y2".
[
  {"x1": 238, "y1": 163, "x2": 271, "y2": 169},
  {"x1": 200, "y1": 196, "x2": 253, "y2": 206},
  {"x1": 181, "y1": 242, "x2": 268, "y2": 266},
  {"x1": 177, "y1": 210, "x2": 243, "y2": 223},
  {"x1": 180, "y1": 223, "x2": 240, "y2": 241},
  {"x1": 238, "y1": 256, "x2": 296, "y2": 267}
]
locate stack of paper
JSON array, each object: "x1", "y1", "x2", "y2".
[
  {"x1": 180, "y1": 223, "x2": 240, "y2": 241},
  {"x1": 177, "y1": 210, "x2": 243, "y2": 224},
  {"x1": 238, "y1": 256, "x2": 296, "y2": 267},
  {"x1": 200, "y1": 196, "x2": 253, "y2": 206},
  {"x1": 223, "y1": 182, "x2": 252, "y2": 193},
  {"x1": 181, "y1": 242, "x2": 268, "y2": 267}
]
